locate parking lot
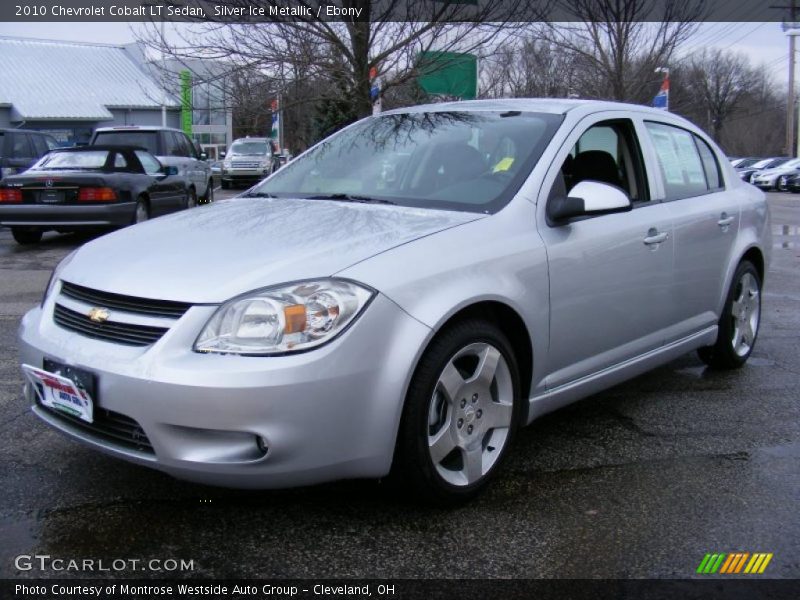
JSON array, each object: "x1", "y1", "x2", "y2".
[{"x1": 0, "y1": 191, "x2": 797, "y2": 579}]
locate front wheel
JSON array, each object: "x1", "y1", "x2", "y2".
[
  {"x1": 395, "y1": 319, "x2": 521, "y2": 504},
  {"x1": 11, "y1": 227, "x2": 43, "y2": 245},
  {"x1": 698, "y1": 261, "x2": 761, "y2": 369}
]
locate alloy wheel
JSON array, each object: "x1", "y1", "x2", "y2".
[
  {"x1": 731, "y1": 271, "x2": 760, "y2": 357},
  {"x1": 427, "y1": 342, "x2": 514, "y2": 487}
]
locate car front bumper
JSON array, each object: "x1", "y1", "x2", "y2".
[
  {"x1": 221, "y1": 168, "x2": 270, "y2": 183},
  {"x1": 0, "y1": 202, "x2": 135, "y2": 228},
  {"x1": 18, "y1": 291, "x2": 431, "y2": 488}
]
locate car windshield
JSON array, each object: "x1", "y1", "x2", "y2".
[
  {"x1": 230, "y1": 141, "x2": 269, "y2": 156},
  {"x1": 93, "y1": 131, "x2": 159, "y2": 154},
  {"x1": 751, "y1": 158, "x2": 776, "y2": 169},
  {"x1": 765, "y1": 158, "x2": 790, "y2": 169},
  {"x1": 251, "y1": 111, "x2": 562, "y2": 213},
  {"x1": 734, "y1": 158, "x2": 759, "y2": 169},
  {"x1": 32, "y1": 150, "x2": 109, "y2": 170}
]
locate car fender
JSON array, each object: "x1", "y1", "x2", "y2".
[{"x1": 337, "y1": 196, "x2": 551, "y2": 399}]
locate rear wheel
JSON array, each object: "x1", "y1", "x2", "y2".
[
  {"x1": 698, "y1": 261, "x2": 761, "y2": 369},
  {"x1": 185, "y1": 187, "x2": 197, "y2": 209},
  {"x1": 133, "y1": 197, "x2": 149, "y2": 224},
  {"x1": 201, "y1": 179, "x2": 214, "y2": 203},
  {"x1": 11, "y1": 227, "x2": 43, "y2": 245},
  {"x1": 395, "y1": 319, "x2": 521, "y2": 504}
]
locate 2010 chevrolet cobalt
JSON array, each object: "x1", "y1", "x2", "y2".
[{"x1": 19, "y1": 99, "x2": 770, "y2": 503}]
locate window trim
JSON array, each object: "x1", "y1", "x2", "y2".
[{"x1": 643, "y1": 120, "x2": 727, "y2": 202}]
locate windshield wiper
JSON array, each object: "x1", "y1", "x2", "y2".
[
  {"x1": 303, "y1": 193, "x2": 396, "y2": 205},
  {"x1": 241, "y1": 191, "x2": 278, "y2": 198}
]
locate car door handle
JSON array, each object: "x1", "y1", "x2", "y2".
[
  {"x1": 718, "y1": 214, "x2": 735, "y2": 227},
  {"x1": 643, "y1": 230, "x2": 669, "y2": 245}
]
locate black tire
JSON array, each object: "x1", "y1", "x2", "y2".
[
  {"x1": 201, "y1": 179, "x2": 214, "y2": 203},
  {"x1": 11, "y1": 227, "x2": 43, "y2": 245},
  {"x1": 221, "y1": 179, "x2": 230, "y2": 190},
  {"x1": 698, "y1": 261, "x2": 761, "y2": 370},
  {"x1": 185, "y1": 187, "x2": 197, "y2": 209},
  {"x1": 132, "y1": 197, "x2": 149, "y2": 225},
  {"x1": 394, "y1": 319, "x2": 522, "y2": 505}
]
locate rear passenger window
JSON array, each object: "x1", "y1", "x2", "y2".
[
  {"x1": 11, "y1": 133, "x2": 33, "y2": 158},
  {"x1": 31, "y1": 135, "x2": 50, "y2": 157},
  {"x1": 645, "y1": 122, "x2": 719, "y2": 200},
  {"x1": 695, "y1": 137, "x2": 722, "y2": 190},
  {"x1": 114, "y1": 153, "x2": 128, "y2": 169}
]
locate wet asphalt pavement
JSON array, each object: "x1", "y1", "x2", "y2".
[{"x1": 0, "y1": 191, "x2": 797, "y2": 580}]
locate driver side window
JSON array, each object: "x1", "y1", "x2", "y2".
[{"x1": 559, "y1": 119, "x2": 649, "y2": 203}]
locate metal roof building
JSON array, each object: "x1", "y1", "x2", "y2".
[{"x1": 0, "y1": 36, "x2": 181, "y2": 145}]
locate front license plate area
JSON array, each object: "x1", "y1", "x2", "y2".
[{"x1": 22, "y1": 362, "x2": 95, "y2": 423}]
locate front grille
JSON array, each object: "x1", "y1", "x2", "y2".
[
  {"x1": 60, "y1": 281, "x2": 191, "y2": 318},
  {"x1": 38, "y1": 401, "x2": 154, "y2": 454},
  {"x1": 231, "y1": 161, "x2": 261, "y2": 169},
  {"x1": 54, "y1": 303, "x2": 168, "y2": 346}
]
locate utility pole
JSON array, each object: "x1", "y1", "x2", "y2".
[{"x1": 775, "y1": 1, "x2": 799, "y2": 156}]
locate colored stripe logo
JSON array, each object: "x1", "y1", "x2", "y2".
[{"x1": 697, "y1": 553, "x2": 773, "y2": 574}]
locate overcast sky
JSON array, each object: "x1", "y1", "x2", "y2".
[{"x1": 0, "y1": 21, "x2": 790, "y2": 85}]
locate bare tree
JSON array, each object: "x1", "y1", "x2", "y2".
[
  {"x1": 537, "y1": 0, "x2": 703, "y2": 103},
  {"x1": 137, "y1": 0, "x2": 546, "y2": 136},
  {"x1": 481, "y1": 37, "x2": 582, "y2": 99},
  {"x1": 669, "y1": 49, "x2": 759, "y2": 144}
]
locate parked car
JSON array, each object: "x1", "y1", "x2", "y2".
[
  {"x1": 0, "y1": 128, "x2": 60, "y2": 180},
  {"x1": 0, "y1": 146, "x2": 188, "y2": 245},
  {"x1": 730, "y1": 157, "x2": 759, "y2": 169},
  {"x1": 750, "y1": 158, "x2": 800, "y2": 190},
  {"x1": 90, "y1": 126, "x2": 214, "y2": 204},
  {"x1": 19, "y1": 99, "x2": 770, "y2": 503},
  {"x1": 777, "y1": 170, "x2": 800, "y2": 192},
  {"x1": 738, "y1": 157, "x2": 789, "y2": 184},
  {"x1": 783, "y1": 171, "x2": 800, "y2": 193},
  {"x1": 220, "y1": 137, "x2": 280, "y2": 189}
]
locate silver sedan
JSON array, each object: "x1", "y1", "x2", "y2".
[{"x1": 18, "y1": 99, "x2": 770, "y2": 503}]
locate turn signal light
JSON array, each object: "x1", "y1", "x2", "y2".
[
  {"x1": 78, "y1": 187, "x2": 117, "y2": 202},
  {"x1": 0, "y1": 188, "x2": 22, "y2": 203}
]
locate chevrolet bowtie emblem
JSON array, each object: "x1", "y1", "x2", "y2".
[{"x1": 87, "y1": 307, "x2": 110, "y2": 323}]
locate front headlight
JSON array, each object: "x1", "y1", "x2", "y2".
[
  {"x1": 194, "y1": 279, "x2": 374, "y2": 355},
  {"x1": 41, "y1": 250, "x2": 78, "y2": 306}
]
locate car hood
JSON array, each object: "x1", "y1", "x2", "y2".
[{"x1": 60, "y1": 197, "x2": 483, "y2": 303}]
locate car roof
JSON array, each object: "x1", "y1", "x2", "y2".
[
  {"x1": 94, "y1": 126, "x2": 184, "y2": 133},
  {"x1": 382, "y1": 98, "x2": 673, "y2": 116},
  {"x1": 232, "y1": 137, "x2": 271, "y2": 142},
  {"x1": 0, "y1": 128, "x2": 52, "y2": 135},
  {"x1": 51, "y1": 145, "x2": 147, "y2": 153}
]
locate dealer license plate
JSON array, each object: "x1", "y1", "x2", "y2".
[
  {"x1": 22, "y1": 363, "x2": 94, "y2": 423},
  {"x1": 38, "y1": 190, "x2": 65, "y2": 203}
]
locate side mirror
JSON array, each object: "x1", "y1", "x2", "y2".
[
  {"x1": 548, "y1": 180, "x2": 632, "y2": 223},
  {"x1": 199, "y1": 152, "x2": 208, "y2": 161},
  {"x1": 219, "y1": 151, "x2": 226, "y2": 158},
  {"x1": 162, "y1": 165, "x2": 179, "y2": 176}
]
